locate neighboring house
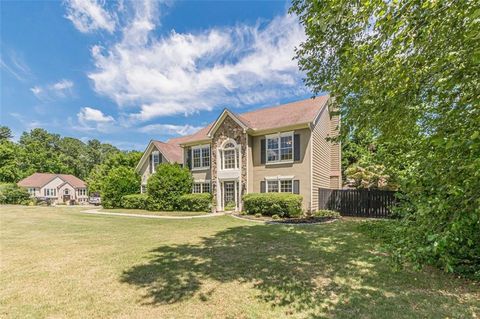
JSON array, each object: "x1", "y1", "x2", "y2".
[
  {"x1": 17, "y1": 173, "x2": 89, "y2": 205},
  {"x1": 135, "y1": 95, "x2": 341, "y2": 212}
]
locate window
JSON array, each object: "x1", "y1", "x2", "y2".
[
  {"x1": 265, "y1": 178, "x2": 294, "y2": 193},
  {"x1": 152, "y1": 151, "x2": 160, "y2": 172},
  {"x1": 266, "y1": 132, "x2": 294, "y2": 163},
  {"x1": 192, "y1": 145, "x2": 210, "y2": 169},
  {"x1": 280, "y1": 180, "x2": 293, "y2": 193},
  {"x1": 267, "y1": 180, "x2": 279, "y2": 193},
  {"x1": 78, "y1": 189, "x2": 87, "y2": 196},
  {"x1": 220, "y1": 140, "x2": 239, "y2": 170},
  {"x1": 202, "y1": 182, "x2": 211, "y2": 193},
  {"x1": 193, "y1": 181, "x2": 211, "y2": 193},
  {"x1": 193, "y1": 183, "x2": 202, "y2": 193},
  {"x1": 44, "y1": 188, "x2": 56, "y2": 197},
  {"x1": 280, "y1": 135, "x2": 293, "y2": 161},
  {"x1": 64, "y1": 189, "x2": 69, "y2": 195},
  {"x1": 28, "y1": 188, "x2": 35, "y2": 195}
]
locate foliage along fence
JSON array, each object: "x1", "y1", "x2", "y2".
[{"x1": 318, "y1": 188, "x2": 397, "y2": 218}]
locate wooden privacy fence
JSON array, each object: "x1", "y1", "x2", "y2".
[{"x1": 318, "y1": 188, "x2": 397, "y2": 218}]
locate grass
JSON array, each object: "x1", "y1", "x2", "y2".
[
  {"x1": 1, "y1": 205, "x2": 478, "y2": 318},
  {"x1": 99, "y1": 208, "x2": 209, "y2": 217}
]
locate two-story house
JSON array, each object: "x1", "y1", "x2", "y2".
[{"x1": 135, "y1": 95, "x2": 341, "y2": 212}]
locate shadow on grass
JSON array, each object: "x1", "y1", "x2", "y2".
[{"x1": 120, "y1": 222, "x2": 479, "y2": 317}]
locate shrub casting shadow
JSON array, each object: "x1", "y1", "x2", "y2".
[{"x1": 120, "y1": 223, "x2": 476, "y2": 317}]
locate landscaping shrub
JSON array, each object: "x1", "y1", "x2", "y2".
[
  {"x1": 0, "y1": 183, "x2": 31, "y2": 205},
  {"x1": 147, "y1": 163, "x2": 193, "y2": 211},
  {"x1": 314, "y1": 210, "x2": 341, "y2": 218},
  {"x1": 121, "y1": 194, "x2": 149, "y2": 210},
  {"x1": 177, "y1": 193, "x2": 212, "y2": 212},
  {"x1": 101, "y1": 167, "x2": 140, "y2": 209},
  {"x1": 243, "y1": 193, "x2": 303, "y2": 218}
]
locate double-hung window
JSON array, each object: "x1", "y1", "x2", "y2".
[
  {"x1": 192, "y1": 145, "x2": 210, "y2": 169},
  {"x1": 266, "y1": 132, "x2": 293, "y2": 164},
  {"x1": 193, "y1": 181, "x2": 211, "y2": 193},
  {"x1": 152, "y1": 151, "x2": 160, "y2": 172},
  {"x1": 266, "y1": 177, "x2": 293, "y2": 193},
  {"x1": 220, "y1": 141, "x2": 239, "y2": 170},
  {"x1": 44, "y1": 188, "x2": 56, "y2": 197}
]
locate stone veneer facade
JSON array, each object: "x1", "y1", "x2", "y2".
[{"x1": 211, "y1": 115, "x2": 248, "y2": 210}]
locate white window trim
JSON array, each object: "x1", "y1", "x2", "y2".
[
  {"x1": 193, "y1": 180, "x2": 211, "y2": 193},
  {"x1": 191, "y1": 144, "x2": 211, "y2": 170},
  {"x1": 151, "y1": 151, "x2": 160, "y2": 173},
  {"x1": 220, "y1": 139, "x2": 240, "y2": 171},
  {"x1": 265, "y1": 131, "x2": 294, "y2": 165},
  {"x1": 44, "y1": 188, "x2": 57, "y2": 197},
  {"x1": 264, "y1": 176, "x2": 294, "y2": 193}
]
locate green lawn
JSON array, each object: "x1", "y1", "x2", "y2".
[
  {"x1": 1, "y1": 205, "x2": 478, "y2": 318},
  {"x1": 99, "y1": 208, "x2": 209, "y2": 217}
]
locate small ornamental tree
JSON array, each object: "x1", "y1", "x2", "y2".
[
  {"x1": 147, "y1": 163, "x2": 193, "y2": 211},
  {"x1": 101, "y1": 166, "x2": 140, "y2": 208}
]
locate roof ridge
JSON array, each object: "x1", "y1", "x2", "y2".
[{"x1": 237, "y1": 96, "x2": 325, "y2": 117}]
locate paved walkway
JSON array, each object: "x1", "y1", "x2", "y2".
[{"x1": 80, "y1": 208, "x2": 225, "y2": 220}]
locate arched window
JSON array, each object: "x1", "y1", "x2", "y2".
[{"x1": 220, "y1": 140, "x2": 239, "y2": 170}]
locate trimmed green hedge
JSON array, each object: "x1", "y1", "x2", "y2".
[
  {"x1": 243, "y1": 193, "x2": 303, "y2": 218},
  {"x1": 0, "y1": 183, "x2": 31, "y2": 205},
  {"x1": 313, "y1": 209, "x2": 341, "y2": 218},
  {"x1": 121, "y1": 194, "x2": 149, "y2": 210},
  {"x1": 177, "y1": 193, "x2": 212, "y2": 212}
]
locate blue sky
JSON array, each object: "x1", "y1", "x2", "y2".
[{"x1": 1, "y1": 0, "x2": 310, "y2": 150}]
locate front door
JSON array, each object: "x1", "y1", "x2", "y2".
[{"x1": 223, "y1": 181, "x2": 236, "y2": 211}]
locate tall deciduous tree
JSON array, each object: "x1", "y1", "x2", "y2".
[{"x1": 291, "y1": 0, "x2": 479, "y2": 277}]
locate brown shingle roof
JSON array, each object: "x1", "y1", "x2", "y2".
[
  {"x1": 177, "y1": 95, "x2": 330, "y2": 144},
  {"x1": 152, "y1": 140, "x2": 183, "y2": 163},
  {"x1": 17, "y1": 173, "x2": 86, "y2": 188}
]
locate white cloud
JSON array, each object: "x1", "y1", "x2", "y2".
[
  {"x1": 30, "y1": 79, "x2": 74, "y2": 100},
  {"x1": 52, "y1": 79, "x2": 74, "y2": 90},
  {"x1": 139, "y1": 123, "x2": 202, "y2": 136},
  {"x1": 64, "y1": 0, "x2": 116, "y2": 33},
  {"x1": 30, "y1": 86, "x2": 42, "y2": 95},
  {"x1": 75, "y1": 107, "x2": 116, "y2": 133},
  {"x1": 86, "y1": 0, "x2": 307, "y2": 122},
  {"x1": 77, "y1": 106, "x2": 114, "y2": 123},
  {"x1": 0, "y1": 50, "x2": 32, "y2": 82}
]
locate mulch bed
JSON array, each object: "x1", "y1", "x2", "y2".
[{"x1": 232, "y1": 213, "x2": 339, "y2": 224}]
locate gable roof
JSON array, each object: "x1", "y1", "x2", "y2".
[
  {"x1": 135, "y1": 138, "x2": 185, "y2": 172},
  {"x1": 152, "y1": 140, "x2": 183, "y2": 163},
  {"x1": 17, "y1": 173, "x2": 86, "y2": 188},
  {"x1": 207, "y1": 109, "x2": 250, "y2": 137},
  {"x1": 178, "y1": 95, "x2": 330, "y2": 144}
]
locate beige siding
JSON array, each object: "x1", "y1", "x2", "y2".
[
  {"x1": 250, "y1": 128, "x2": 312, "y2": 210},
  {"x1": 329, "y1": 112, "x2": 341, "y2": 189},
  {"x1": 138, "y1": 145, "x2": 169, "y2": 189},
  {"x1": 184, "y1": 146, "x2": 212, "y2": 182},
  {"x1": 311, "y1": 106, "x2": 332, "y2": 211},
  {"x1": 40, "y1": 177, "x2": 65, "y2": 204}
]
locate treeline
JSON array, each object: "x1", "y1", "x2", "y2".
[{"x1": 0, "y1": 126, "x2": 141, "y2": 190}]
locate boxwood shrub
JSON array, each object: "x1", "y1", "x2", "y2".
[
  {"x1": 243, "y1": 193, "x2": 303, "y2": 218},
  {"x1": 177, "y1": 193, "x2": 212, "y2": 212},
  {"x1": 313, "y1": 209, "x2": 341, "y2": 218},
  {"x1": 121, "y1": 194, "x2": 149, "y2": 210}
]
